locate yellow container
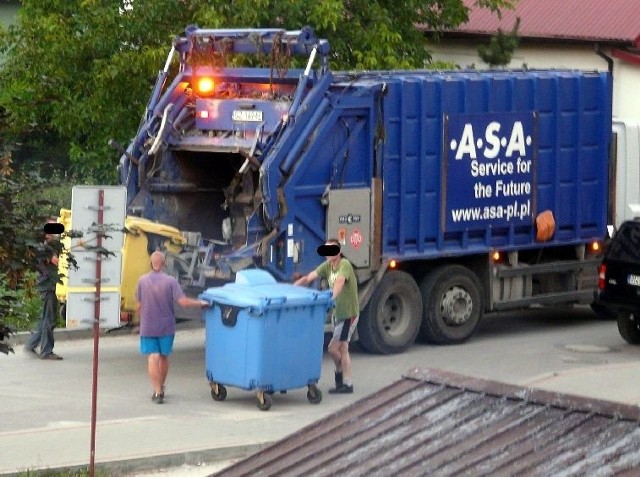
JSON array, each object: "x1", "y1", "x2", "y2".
[
  {"x1": 56, "y1": 210, "x2": 187, "y2": 322},
  {"x1": 55, "y1": 208, "x2": 72, "y2": 304},
  {"x1": 120, "y1": 216, "x2": 186, "y2": 314}
]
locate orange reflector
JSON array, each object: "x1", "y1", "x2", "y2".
[
  {"x1": 389, "y1": 260, "x2": 397, "y2": 269},
  {"x1": 196, "y1": 77, "x2": 215, "y2": 95}
]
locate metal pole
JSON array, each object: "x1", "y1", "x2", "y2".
[{"x1": 89, "y1": 189, "x2": 104, "y2": 477}]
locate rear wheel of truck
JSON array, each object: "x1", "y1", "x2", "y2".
[
  {"x1": 617, "y1": 312, "x2": 640, "y2": 344},
  {"x1": 419, "y1": 265, "x2": 483, "y2": 344},
  {"x1": 357, "y1": 271, "x2": 422, "y2": 354}
]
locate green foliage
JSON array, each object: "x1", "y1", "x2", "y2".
[
  {"x1": 0, "y1": 170, "x2": 51, "y2": 286},
  {"x1": 478, "y1": 17, "x2": 521, "y2": 67},
  {"x1": 0, "y1": 0, "x2": 514, "y2": 182},
  {"x1": 0, "y1": 271, "x2": 43, "y2": 332},
  {"x1": 17, "y1": 467, "x2": 110, "y2": 476},
  {"x1": 1, "y1": 321, "x2": 15, "y2": 355},
  {"x1": 0, "y1": 154, "x2": 74, "y2": 334}
]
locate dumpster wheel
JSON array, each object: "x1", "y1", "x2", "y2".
[
  {"x1": 307, "y1": 384, "x2": 322, "y2": 404},
  {"x1": 256, "y1": 391, "x2": 272, "y2": 411},
  {"x1": 210, "y1": 382, "x2": 227, "y2": 401}
]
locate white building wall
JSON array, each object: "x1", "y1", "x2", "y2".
[
  {"x1": 613, "y1": 62, "x2": 640, "y2": 120},
  {"x1": 429, "y1": 41, "x2": 640, "y2": 119}
]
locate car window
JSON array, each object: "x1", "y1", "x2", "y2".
[{"x1": 607, "y1": 222, "x2": 640, "y2": 262}]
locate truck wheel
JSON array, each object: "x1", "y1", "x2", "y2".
[
  {"x1": 357, "y1": 271, "x2": 422, "y2": 355},
  {"x1": 419, "y1": 265, "x2": 483, "y2": 344},
  {"x1": 617, "y1": 312, "x2": 640, "y2": 344}
]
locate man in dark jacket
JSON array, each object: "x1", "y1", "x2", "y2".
[{"x1": 24, "y1": 219, "x2": 64, "y2": 360}]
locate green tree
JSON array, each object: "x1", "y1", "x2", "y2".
[
  {"x1": 0, "y1": 0, "x2": 514, "y2": 183},
  {"x1": 0, "y1": 152, "x2": 63, "y2": 341},
  {"x1": 478, "y1": 17, "x2": 521, "y2": 67}
]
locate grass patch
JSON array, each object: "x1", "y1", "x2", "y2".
[
  {"x1": 17, "y1": 468, "x2": 110, "y2": 476},
  {"x1": 0, "y1": 271, "x2": 44, "y2": 332}
]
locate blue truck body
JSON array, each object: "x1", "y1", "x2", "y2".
[
  {"x1": 363, "y1": 71, "x2": 609, "y2": 257},
  {"x1": 118, "y1": 26, "x2": 612, "y2": 353}
]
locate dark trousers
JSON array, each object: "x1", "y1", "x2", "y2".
[{"x1": 26, "y1": 291, "x2": 58, "y2": 356}]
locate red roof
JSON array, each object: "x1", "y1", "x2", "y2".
[{"x1": 441, "y1": 0, "x2": 640, "y2": 45}]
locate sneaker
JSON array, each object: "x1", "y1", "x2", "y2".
[
  {"x1": 40, "y1": 352, "x2": 63, "y2": 360},
  {"x1": 328, "y1": 384, "x2": 353, "y2": 394},
  {"x1": 151, "y1": 392, "x2": 164, "y2": 404}
]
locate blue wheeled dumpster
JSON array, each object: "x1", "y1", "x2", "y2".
[{"x1": 199, "y1": 269, "x2": 333, "y2": 410}]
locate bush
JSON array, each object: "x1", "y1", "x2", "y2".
[
  {"x1": 0, "y1": 161, "x2": 74, "y2": 335},
  {"x1": 0, "y1": 271, "x2": 44, "y2": 332},
  {"x1": 17, "y1": 467, "x2": 110, "y2": 476}
]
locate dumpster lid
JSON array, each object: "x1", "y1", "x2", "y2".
[
  {"x1": 234, "y1": 269, "x2": 277, "y2": 286},
  {"x1": 200, "y1": 270, "x2": 332, "y2": 313}
]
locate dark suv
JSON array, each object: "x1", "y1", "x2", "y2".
[{"x1": 596, "y1": 219, "x2": 640, "y2": 344}]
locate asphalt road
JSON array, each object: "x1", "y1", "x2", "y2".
[{"x1": 2, "y1": 305, "x2": 639, "y2": 475}]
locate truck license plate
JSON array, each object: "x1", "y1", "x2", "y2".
[
  {"x1": 628, "y1": 274, "x2": 640, "y2": 286},
  {"x1": 232, "y1": 110, "x2": 263, "y2": 122}
]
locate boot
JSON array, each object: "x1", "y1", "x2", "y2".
[{"x1": 329, "y1": 371, "x2": 353, "y2": 394}]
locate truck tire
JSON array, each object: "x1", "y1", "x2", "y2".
[
  {"x1": 617, "y1": 312, "x2": 640, "y2": 344},
  {"x1": 419, "y1": 265, "x2": 483, "y2": 344},
  {"x1": 357, "y1": 271, "x2": 422, "y2": 355}
]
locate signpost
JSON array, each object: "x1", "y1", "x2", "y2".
[{"x1": 68, "y1": 186, "x2": 126, "y2": 477}]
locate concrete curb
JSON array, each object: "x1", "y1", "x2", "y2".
[
  {"x1": 0, "y1": 443, "x2": 264, "y2": 477},
  {"x1": 7, "y1": 318, "x2": 204, "y2": 347},
  {"x1": 10, "y1": 328, "x2": 94, "y2": 347}
]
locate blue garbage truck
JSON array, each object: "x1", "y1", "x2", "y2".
[{"x1": 117, "y1": 26, "x2": 612, "y2": 354}]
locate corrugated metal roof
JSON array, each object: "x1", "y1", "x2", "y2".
[
  {"x1": 213, "y1": 368, "x2": 640, "y2": 476},
  {"x1": 432, "y1": 0, "x2": 640, "y2": 45}
]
